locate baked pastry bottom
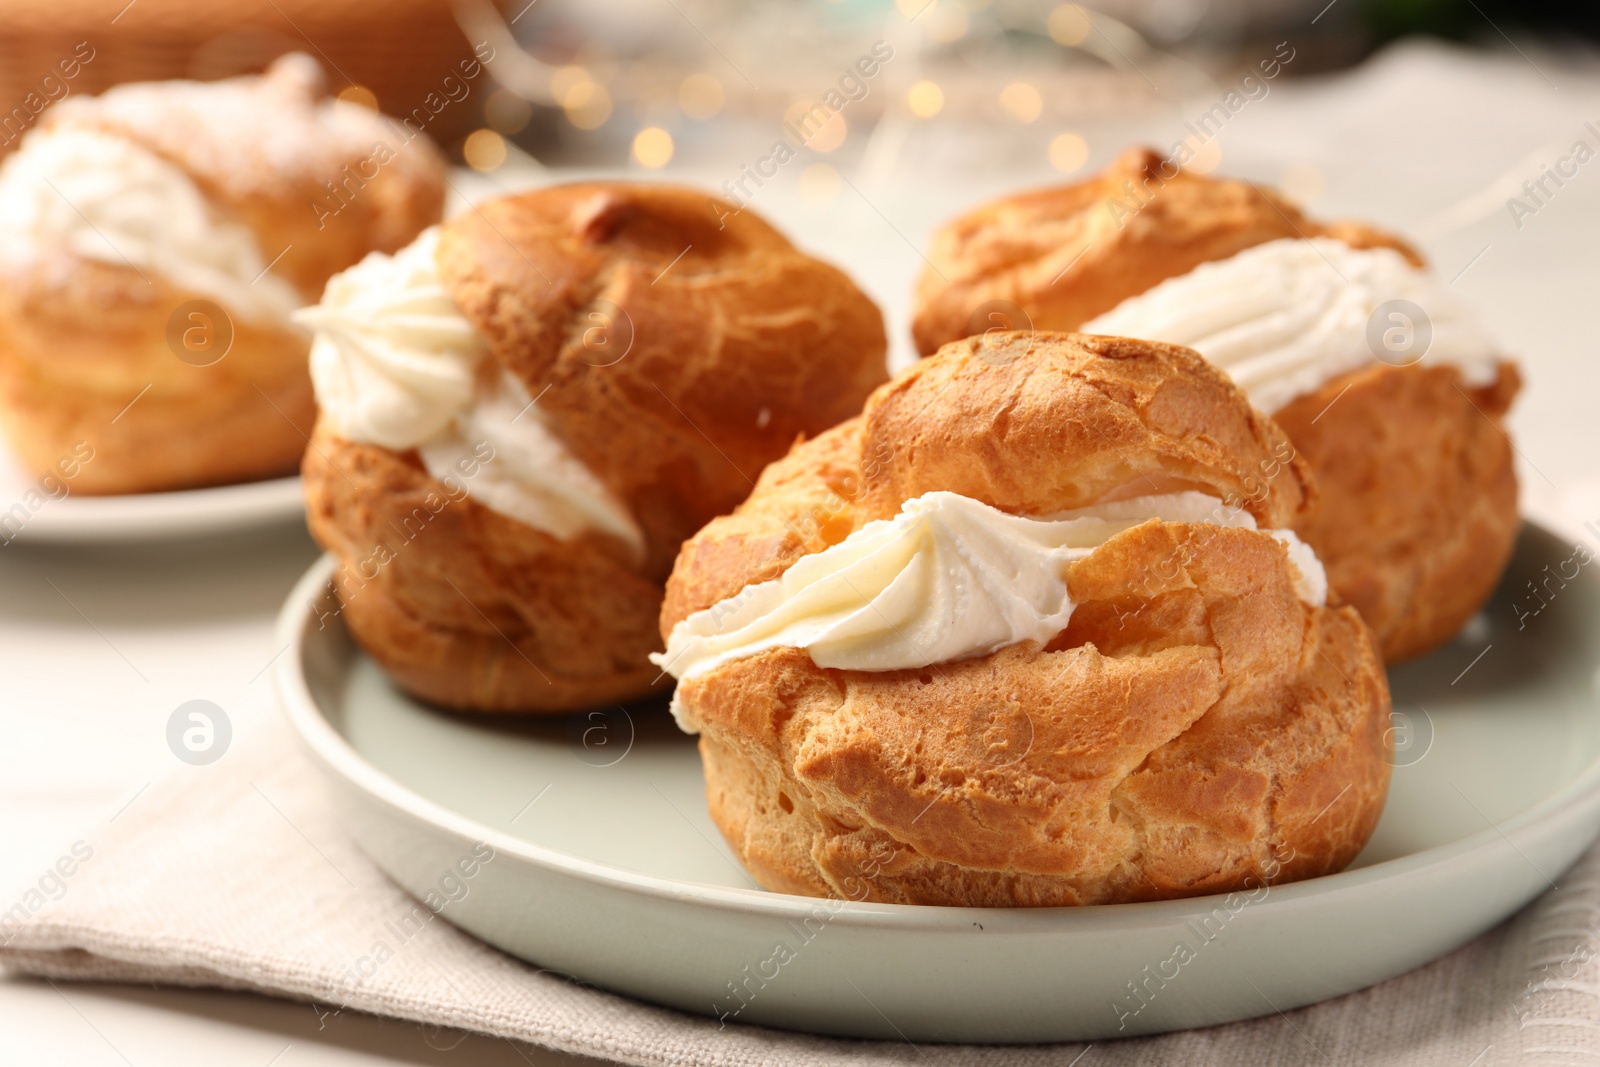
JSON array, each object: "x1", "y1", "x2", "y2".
[
  {"x1": 0, "y1": 355, "x2": 312, "y2": 495},
  {"x1": 304, "y1": 423, "x2": 669, "y2": 713},
  {"x1": 0, "y1": 257, "x2": 312, "y2": 494},
  {"x1": 678, "y1": 520, "x2": 1391, "y2": 908},
  {"x1": 1275, "y1": 360, "x2": 1521, "y2": 663}
]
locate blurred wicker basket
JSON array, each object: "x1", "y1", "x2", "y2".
[{"x1": 0, "y1": 0, "x2": 504, "y2": 155}]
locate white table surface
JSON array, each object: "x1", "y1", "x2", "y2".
[{"x1": 5, "y1": 38, "x2": 1600, "y2": 1064}]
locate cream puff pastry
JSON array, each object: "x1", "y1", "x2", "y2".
[
  {"x1": 656, "y1": 332, "x2": 1390, "y2": 907},
  {"x1": 0, "y1": 54, "x2": 445, "y2": 494},
  {"x1": 300, "y1": 183, "x2": 890, "y2": 713},
  {"x1": 913, "y1": 148, "x2": 1520, "y2": 662}
]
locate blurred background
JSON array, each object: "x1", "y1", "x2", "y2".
[{"x1": 2, "y1": 0, "x2": 1596, "y2": 182}]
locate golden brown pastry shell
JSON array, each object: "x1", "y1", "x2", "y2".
[
  {"x1": 39, "y1": 54, "x2": 447, "y2": 299},
  {"x1": 305, "y1": 424, "x2": 667, "y2": 712},
  {"x1": 304, "y1": 182, "x2": 890, "y2": 712},
  {"x1": 434, "y1": 182, "x2": 891, "y2": 578},
  {"x1": 0, "y1": 256, "x2": 312, "y2": 494},
  {"x1": 663, "y1": 334, "x2": 1392, "y2": 906},
  {"x1": 1275, "y1": 359, "x2": 1521, "y2": 662},
  {"x1": 0, "y1": 56, "x2": 445, "y2": 494},
  {"x1": 911, "y1": 147, "x2": 1416, "y2": 356},
  {"x1": 911, "y1": 146, "x2": 1521, "y2": 661}
]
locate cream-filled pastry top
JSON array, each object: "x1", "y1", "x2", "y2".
[
  {"x1": 653, "y1": 490, "x2": 1325, "y2": 729},
  {"x1": 0, "y1": 126, "x2": 301, "y2": 324},
  {"x1": 295, "y1": 227, "x2": 645, "y2": 557},
  {"x1": 1082, "y1": 237, "x2": 1499, "y2": 414}
]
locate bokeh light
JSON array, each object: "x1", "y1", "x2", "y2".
[
  {"x1": 551, "y1": 65, "x2": 588, "y2": 102},
  {"x1": 907, "y1": 81, "x2": 945, "y2": 118},
  {"x1": 463, "y1": 129, "x2": 507, "y2": 172},
  {"x1": 563, "y1": 80, "x2": 613, "y2": 130},
  {"x1": 632, "y1": 126, "x2": 674, "y2": 168},
  {"x1": 1048, "y1": 131, "x2": 1089, "y2": 173},
  {"x1": 679, "y1": 73, "x2": 725, "y2": 120},
  {"x1": 1000, "y1": 82, "x2": 1043, "y2": 124},
  {"x1": 1049, "y1": 4, "x2": 1093, "y2": 46}
]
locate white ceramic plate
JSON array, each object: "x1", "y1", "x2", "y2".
[
  {"x1": 276, "y1": 523, "x2": 1600, "y2": 1043},
  {"x1": 0, "y1": 446, "x2": 303, "y2": 543}
]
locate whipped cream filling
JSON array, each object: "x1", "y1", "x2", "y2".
[
  {"x1": 654, "y1": 490, "x2": 1325, "y2": 727},
  {"x1": 1082, "y1": 237, "x2": 1500, "y2": 414},
  {"x1": 296, "y1": 227, "x2": 644, "y2": 556},
  {"x1": 0, "y1": 127, "x2": 301, "y2": 323}
]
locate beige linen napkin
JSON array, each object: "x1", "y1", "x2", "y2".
[{"x1": 0, "y1": 708, "x2": 1591, "y2": 1067}]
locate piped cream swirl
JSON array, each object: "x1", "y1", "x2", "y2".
[
  {"x1": 298, "y1": 228, "x2": 476, "y2": 447},
  {"x1": 0, "y1": 127, "x2": 301, "y2": 322},
  {"x1": 1082, "y1": 237, "x2": 1499, "y2": 414},
  {"x1": 654, "y1": 490, "x2": 1325, "y2": 727},
  {"x1": 295, "y1": 227, "x2": 644, "y2": 556}
]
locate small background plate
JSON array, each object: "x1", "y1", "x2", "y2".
[
  {"x1": 0, "y1": 444, "x2": 303, "y2": 543},
  {"x1": 277, "y1": 523, "x2": 1600, "y2": 1043}
]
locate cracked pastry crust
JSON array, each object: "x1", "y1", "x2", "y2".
[
  {"x1": 0, "y1": 262, "x2": 318, "y2": 494},
  {"x1": 1274, "y1": 359, "x2": 1520, "y2": 662},
  {"x1": 306, "y1": 182, "x2": 890, "y2": 712},
  {"x1": 910, "y1": 146, "x2": 1520, "y2": 662},
  {"x1": 0, "y1": 55, "x2": 446, "y2": 494},
  {"x1": 661, "y1": 333, "x2": 1391, "y2": 906},
  {"x1": 305, "y1": 427, "x2": 667, "y2": 710},
  {"x1": 911, "y1": 147, "x2": 1417, "y2": 358}
]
